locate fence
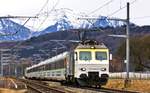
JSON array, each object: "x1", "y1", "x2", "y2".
[{"x1": 109, "y1": 72, "x2": 150, "y2": 79}]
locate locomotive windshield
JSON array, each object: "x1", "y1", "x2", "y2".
[
  {"x1": 95, "y1": 52, "x2": 107, "y2": 60},
  {"x1": 79, "y1": 51, "x2": 91, "y2": 60}
]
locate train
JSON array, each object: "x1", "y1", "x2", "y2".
[{"x1": 25, "y1": 40, "x2": 111, "y2": 87}]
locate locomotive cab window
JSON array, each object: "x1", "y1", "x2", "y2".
[
  {"x1": 79, "y1": 51, "x2": 91, "y2": 60},
  {"x1": 95, "y1": 52, "x2": 107, "y2": 60}
]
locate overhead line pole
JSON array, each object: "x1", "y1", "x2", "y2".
[{"x1": 125, "y1": 2, "x2": 130, "y2": 87}]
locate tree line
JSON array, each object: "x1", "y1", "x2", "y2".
[{"x1": 116, "y1": 35, "x2": 150, "y2": 71}]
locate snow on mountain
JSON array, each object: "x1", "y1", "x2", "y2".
[
  {"x1": 0, "y1": 19, "x2": 32, "y2": 41},
  {"x1": 0, "y1": 9, "x2": 127, "y2": 40},
  {"x1": 32, "y1": 8, "x2": 125, "y2": 36}
]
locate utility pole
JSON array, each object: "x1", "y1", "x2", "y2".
[
  {"x1": 125, "y1": 2, "x2": 131, "y2": 87},
  {"x1": 0, "y1": 50, "x2": 3, "y2": 76}
]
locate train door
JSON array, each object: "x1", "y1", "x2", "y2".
[{"x1": 65, "y1": 52, "x2": 74, "y2": 81}]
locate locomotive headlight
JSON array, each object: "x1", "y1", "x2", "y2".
[
  {"x1": 101, "y1": 68, "x2": 106, "y2": 71},
  {"x1": 91, "y1": 46, "x2": 95, "y2": 49},
  {"x1": 80, "y1": 68, "x2": 86, "y2": 71}
]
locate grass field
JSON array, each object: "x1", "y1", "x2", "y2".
[
  {"x1": 104, "y1": 79, "x2": 150, "y2": 93},
  {"x1": 0, "y1": 88, "x2": 27, "y2": 93}
]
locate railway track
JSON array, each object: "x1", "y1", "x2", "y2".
[
  {"x1": 19, "y1": 78, "x2": 140, "y2": 93},
  {"x1": 45, "y1": 80, "x2": 140, "y2": 93},
  {"x1": 60, "y1": 84, "x2": 140, "y2": 93},
  {"x1": 81, "y1": 87, "x2": 140, "y2": 93},
  {"x1": 19, "y1": 79, "x2": 74, "y2": 93}
]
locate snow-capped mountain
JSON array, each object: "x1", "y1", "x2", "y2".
[
  {"x1": 93, "y1": 16, "x2": 125, "y2": 28},
  {"x1": 0, "y1": 19, "x2": 32, "y2": 41},
  {"x1": 32, "y1": 8, "x2": 126, "y2": 36},
  {"x1": 0, "y1": 9, "x2": 127, "y2": 41}
]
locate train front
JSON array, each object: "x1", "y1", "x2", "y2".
[{"x1": 74, "y1": 40, "x2": 109, "y2": 87}]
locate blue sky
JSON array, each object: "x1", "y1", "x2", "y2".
[{"x1": 0, "y1": 0, "x2": 149, "y2": 26}]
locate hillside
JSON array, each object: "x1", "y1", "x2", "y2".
[
  {"x1": 0, "y1": 25, "x2": 149, "y2": 65},
  {"x1": 0, "y1": 19, "x2": 32, "y2": 41}
]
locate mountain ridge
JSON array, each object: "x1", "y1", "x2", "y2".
[
  {"x1": 0, "y1": 19, "x2": 32, "y2": 41},
  {"x1": 0, "y1": 9, "x2": 139, "y2": 41}
]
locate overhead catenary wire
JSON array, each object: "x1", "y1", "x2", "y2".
[
  {"x1": 36, "y1": 0, "x2": 49, "y2": 17},
  {"x1": 0, "y1": 17, "x2": 32, "y2": 36},
  {"x1": 5, "y1": 0, "x2": 50, "y2": 51},
  {"x1": 37, "y1": 0, "x2": 60, "y2": 30},
  {"x1": 9, "y1": 0, "x2": 60, "y2": 59},
  {"x1": 131, "y1": 16, "x2": 150, "y2": 20},
  {"x1": 0, "y1": 0, "x2": 45, "y2": 36},
  {"x1": 107, "y1": 0, "x2": 137, "y2": 17},
  {"x1": 29, "y1": 0, "x2": 49, "y2": 31},
  {"x1": 8, "y1": 18, "x2": 33, "y2": 54},
  {"x1": 12, "y1": 18, "x2": 31, "y2": 35},
  {"x1": 80, "y1": 0, "x2": 137, "y2": 30},
  {"x1": 88, "y1": 0, "x2": 114, "y2": 15},
  {"x1": 7, "y1": 0, "x2": 59, "y2": 56},
  {"x1": 104, "y1": 0, "x2": 138, "y2": 27}
]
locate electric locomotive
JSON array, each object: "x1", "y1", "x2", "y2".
[{"x1": 25, "y1": 39, "x2": 110, "y2": 87}]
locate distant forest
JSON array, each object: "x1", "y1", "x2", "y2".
[{"x1": 116, "y1": 35, "x2": 150, "y2": 71}]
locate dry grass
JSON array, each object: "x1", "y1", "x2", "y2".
[
  {"x1": 104, "y1": 79, "x2": 150, "y2": 93},
  {"x1": 0, "y1": 88, "x2": 27, "y2": 93}
]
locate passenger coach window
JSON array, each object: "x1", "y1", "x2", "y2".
[
  {"x1": 95, "y1": 52, "x2": 107, "y2": 60},
  {"x1": 79, "y1": 51, "x2": 91, "y2": 60}
]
